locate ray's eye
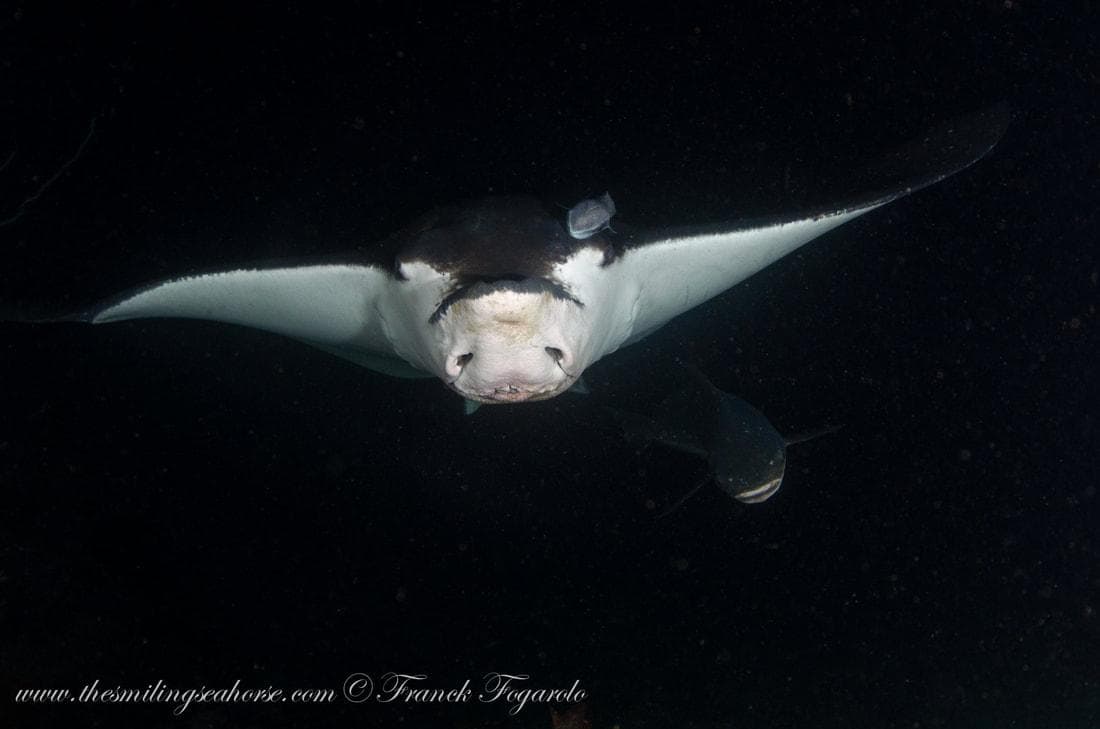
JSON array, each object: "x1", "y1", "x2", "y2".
[
  {"x1": 545, "y1": 346, "x2": 564, "y2": 361},
  {"x1": 456, "y1": 353, "x2": 473, "y2": 368}
]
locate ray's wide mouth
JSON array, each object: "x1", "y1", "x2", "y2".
[{"x1": 449, "y1": 381, "x2": 569, "y2": 404}]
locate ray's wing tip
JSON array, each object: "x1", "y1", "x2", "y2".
[
  {"x1": 841, "y1": 103, "x2": 1011, "y2": 210},
  {"x1": 926, "y1": 102, "x2": 1012, "y2": 174},
  {"x1": 0, "y1": 302, "x2": 95, "y2": 324},
  {"x1": 978, "y1": 101, "x2": 1011, "y2": 141},
  {"x1": 954, "y1": 102, "x2": 1011, "y2": 162}
]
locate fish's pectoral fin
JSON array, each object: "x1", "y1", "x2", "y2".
[
  {"x1": 657, "y1": 472, "x2": 712, "y2": 519},
  {"x1": 784, "y1": 422, "x2": 843, "y2": 447},
  {"x1": 604, "y1": 405, "x2": 709, "y2": 457}
]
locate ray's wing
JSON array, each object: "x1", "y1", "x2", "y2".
[
  {"x1": 72, "y1": 262, "x2": 445, "y2": 375},
  {"x1": 86, "y1": 264, "x2": 386, "y2": 342},
  {"x1": 571, "y1": 106, "x2": 1008, "y2": 352}
]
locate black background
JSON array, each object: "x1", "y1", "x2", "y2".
[{"x1": 0, "y1": 2, "x2": 1097, "y2": 728}]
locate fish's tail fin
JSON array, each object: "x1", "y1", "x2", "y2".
[{"x1": 682, "y1": 362, "x2": 715, "y2": 390}]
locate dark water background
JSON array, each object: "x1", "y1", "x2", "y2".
[{"x1": 0, "y1": 3, "x2": 1096, "y2": 728}]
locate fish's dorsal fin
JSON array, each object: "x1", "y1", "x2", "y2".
[
  {"x1": 603, "y1": 406, "x2": 708, "y2": 456},
  {"x1": 680, "y1": 362, "x2": 720, "y2": 393}
]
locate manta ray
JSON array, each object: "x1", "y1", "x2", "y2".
[{"x1": 18, "y1": 108, "x2": 1005, "y2": 405}]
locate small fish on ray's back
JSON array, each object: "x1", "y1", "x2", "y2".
[{"x1": 566, "y1": 192, "x2": 616, "y2": 240}]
